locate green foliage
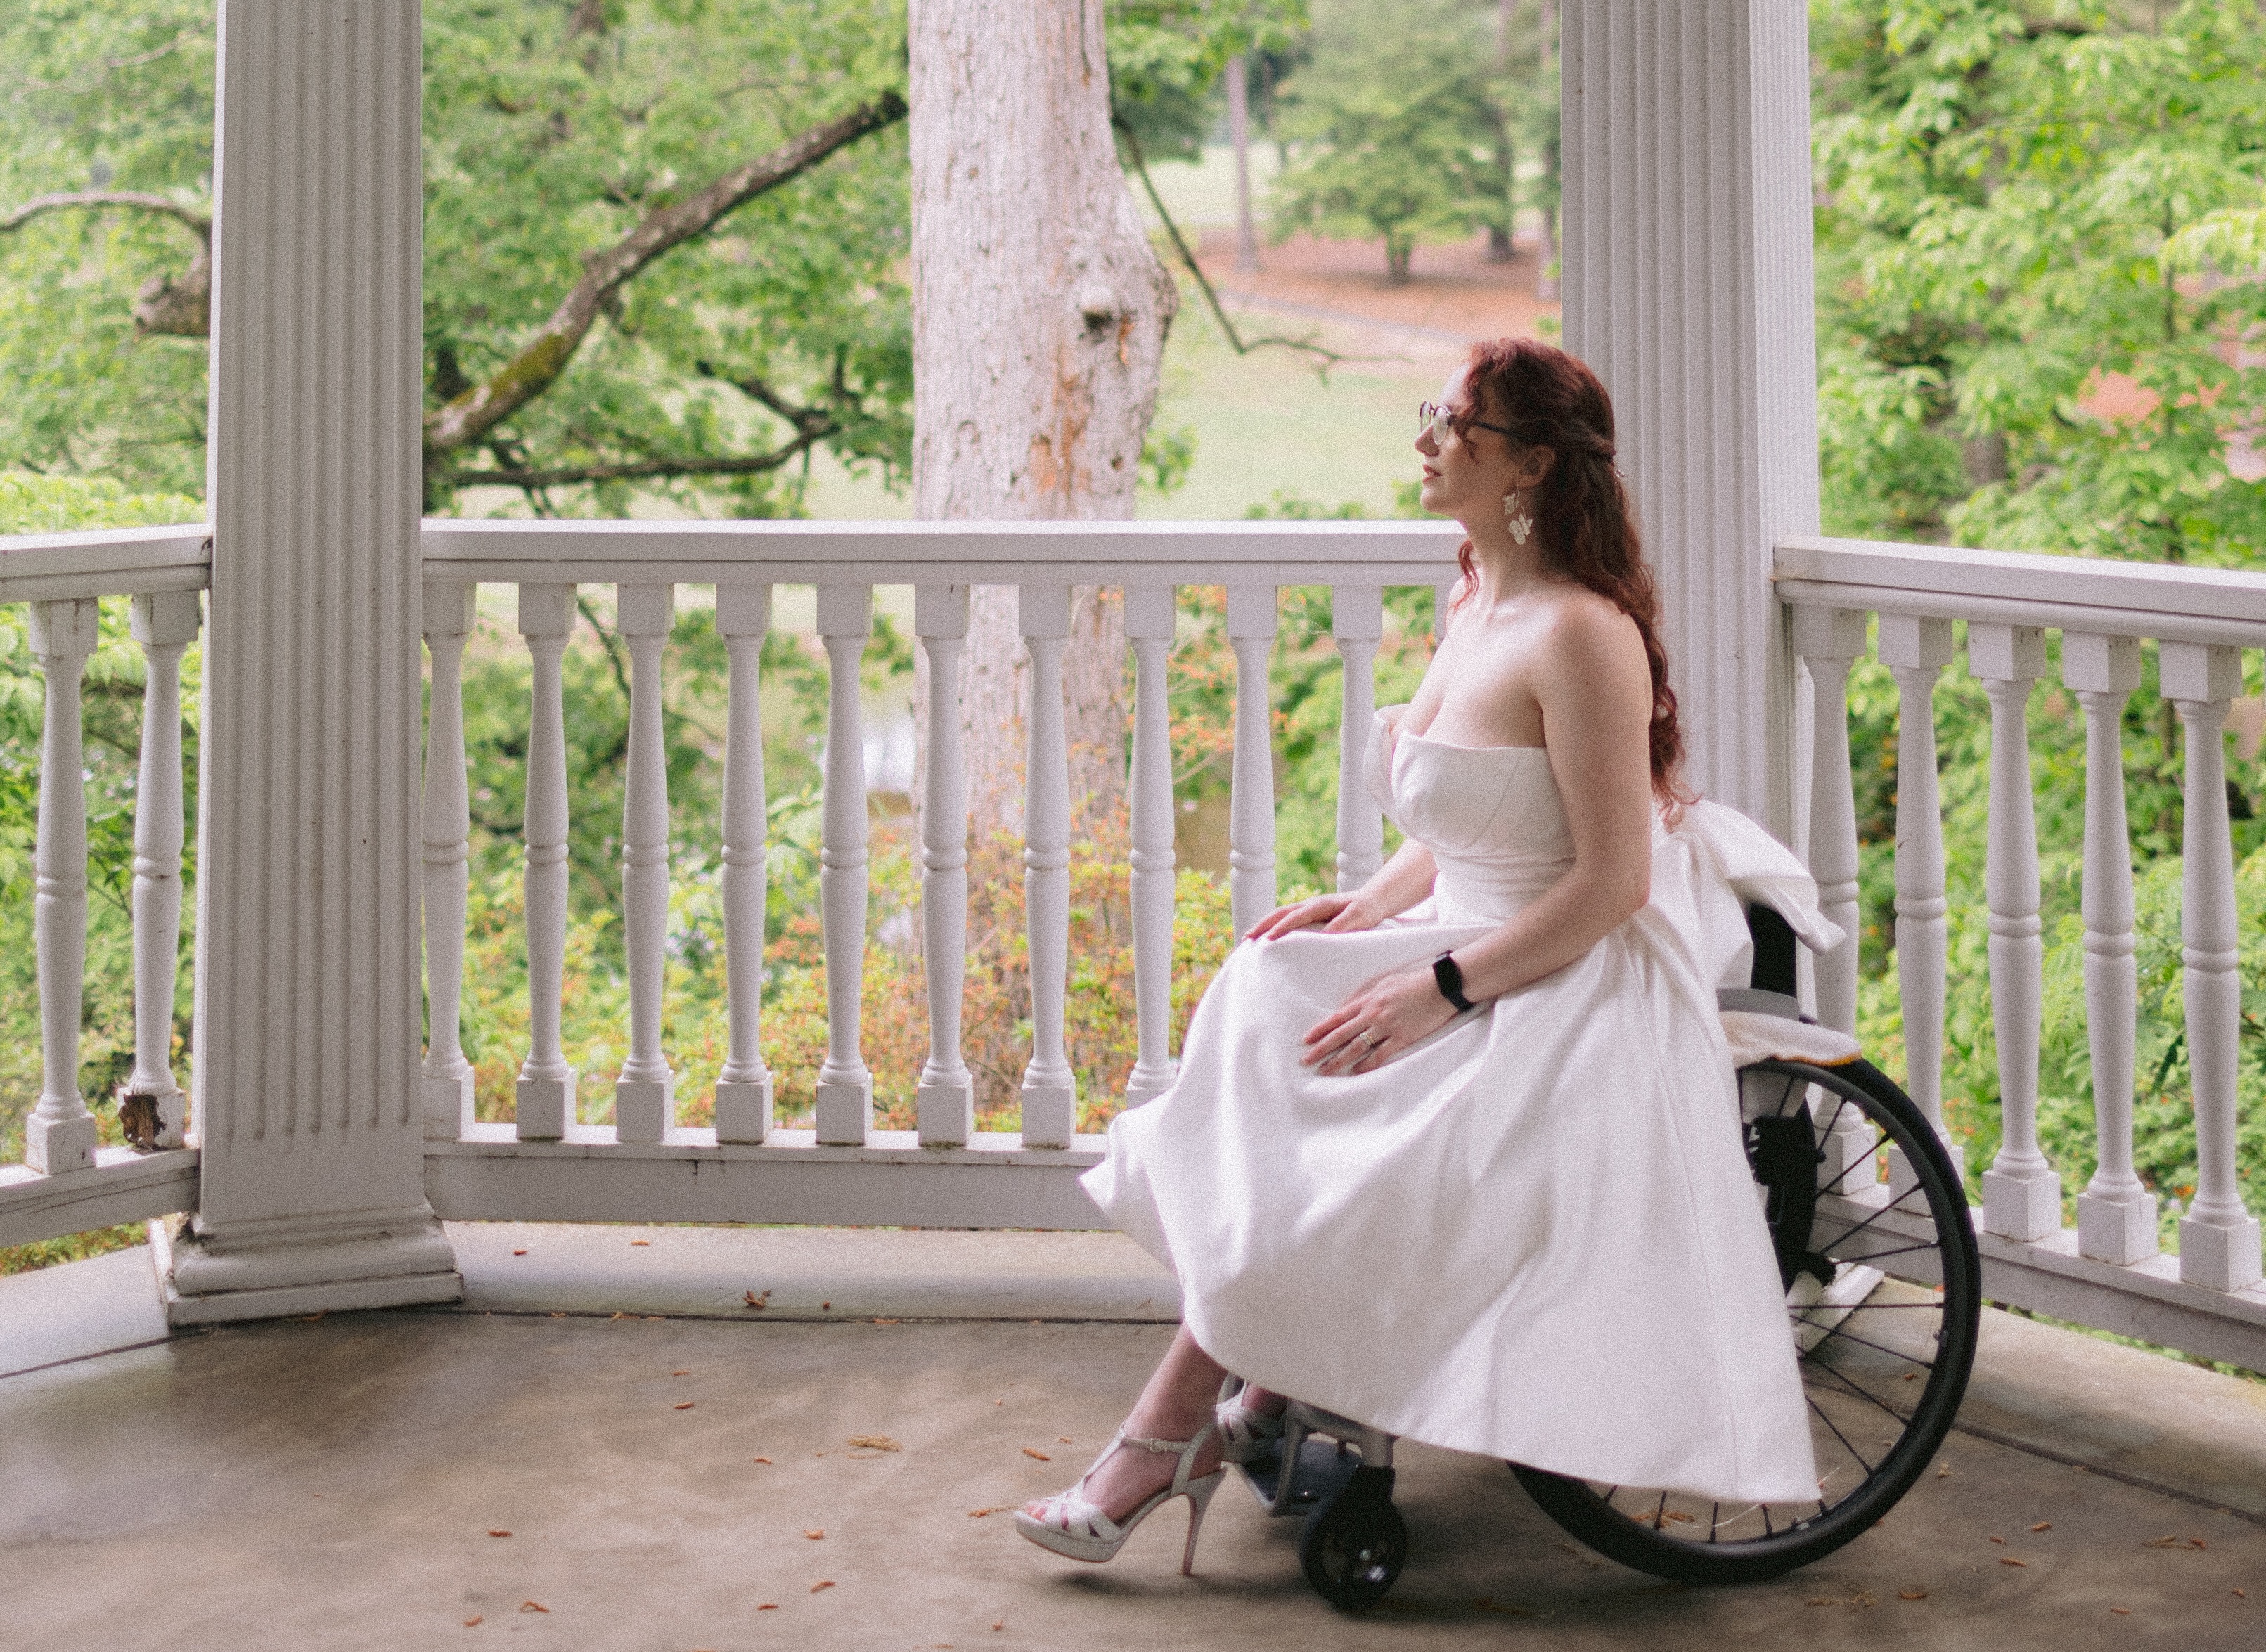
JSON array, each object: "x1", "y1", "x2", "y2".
[
  {"x1": 1813, "y1": 0, "x2": 2266, "y2": 557},
  {"x1": 1266, "y1": 0, "x2": 1504, "y2": 282},
  {"x1": 1107, "y1": 0, "x2": 1311, "y2": 163}
]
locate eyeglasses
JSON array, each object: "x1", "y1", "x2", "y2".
[{"x1": 1419, "y1": 401, "x2": 1517, "y2": 446}]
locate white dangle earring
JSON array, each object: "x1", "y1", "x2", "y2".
[{"x1": 1502, "y1": 488, "x2": 1534, "y2": 546}]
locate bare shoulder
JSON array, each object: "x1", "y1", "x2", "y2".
[{"x1": 1534, "y1": 585, "x2": 1646, "y2": 673}]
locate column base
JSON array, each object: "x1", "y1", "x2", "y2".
[
  {"x1": 2179, "y1": 1211, "x2": 2263, "y2": 1292},
  {"x1": 1981, "y1": 1164, "x2": 2063, "y2": 1242},
  {"x1": 714, "y1": 1076, "x2": 775, "y2": 1144},
  {"x1": 2077, "y1": 1187, "x2": 2161, "y2": 1266},
  {"x1": 1020, "y1": 1083, "x2": 1077, "y2": 1151},
  {"x1": 153, "y1": 1206, "x2": 461, "y2": 1327},
  {"x1": 423, "y1": 1069, "x2": 475, "y2": 1140},
  {"x1": 614, "y1": 1074, "x2": 677, "y2": 1143},
  {"x1": 815, "y1": 1078, "x2": 873, "y2": 1146},
  {"x1": 915, "y1": 1078, "x2": 973, "y2": 1148},
  {"x1": 515, "y1": 1071, "x2": 578, "y2": 1141},
  {"x1": 25, "y1": 1111, "x2": 98, "y2": 1175},
  {"x1": 1122, "y1": 1062, "x2": 1178, "y2": 1111}
]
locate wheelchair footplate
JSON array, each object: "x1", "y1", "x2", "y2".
[{"x1": 1238, "y1": 1400, "x2": 1408, "y2": 1611}]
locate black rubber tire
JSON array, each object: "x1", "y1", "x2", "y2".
[
  {"x1": 1299, "y1": 1468, "x2": 1408, "y2": 1611},
  {"x1": 1514, "y1": 1058, "x2": 1981, "y2": 1585}
]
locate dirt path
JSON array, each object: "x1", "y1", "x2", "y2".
[{"x1": 1194, "y1": 228, "x2": 1562, "y2": 347}]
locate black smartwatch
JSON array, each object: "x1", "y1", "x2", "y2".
[{"x1": 1432, "y1": 950, "x2": 1476, "y2": 1013}]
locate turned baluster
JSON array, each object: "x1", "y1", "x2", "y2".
[
  {"x1": 23, "y1": 599, "x2": 100, "y2": 1174},
  {"x1": 714, "y1": 583, "x2": 775, "y2": 1144},
  {"x1": 515, "y1": 585, "x2": 577, "y2": 1140},
  {"x1": 127, "y1": 591, "x2": 199, "y2": 1150},
  {"x1": 420, "y1": 581, "x2": 477, "y2": 1141},
  {"x1": 1019, "y1": 585, "x2": 1078, "y2": 1150},
  {"x1": 1227, "y1": 585, "x2": 1279, "y2": 937},
  {"x1": 1878, "y1": 615, "x2": 1952, "y2": 1133},
  {"x1": 2162, "y1": 641, "x2": 2263, "y2": 1291},
  {"x1": 1333, "y1": 584, "x2": 1385, "y2": 891},
  {"x1": 814, "y1": 583, "x2": 875, "y2": 1145},
  {"x1": 1971, "y1": 624, "x2": 2056, "y2": 1240},
  {"x1": 1790, "y1": 606, "x2": 1866, "y2": 1035},
  {"x1": 2064, "y1": 633, "x2": 2156, "y2": 1264},
  {"x1": 613, "y1": 583, "x2": 678, "y2": 1143},
  {"x1": 1124, "y1": 586, "x2": 1179, "y2": 1109},
  {"x1": 914, "y1": 584, "x2": 975, "y2": 1145}
]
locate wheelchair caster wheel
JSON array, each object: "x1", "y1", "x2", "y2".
[{"x1": 1299, "y1": 1466, "x2": 1406, "y2": 1611}]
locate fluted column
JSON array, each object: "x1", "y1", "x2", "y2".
[
  {"x1": 1561, "y1": 0, "x2": 1820, "y2": 834},
  {"x1": 170, "y1": 1, "x2": 457, "y2": 1322}
]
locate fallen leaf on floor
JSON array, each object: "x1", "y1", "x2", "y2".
[
  {"x1": 753, "y1": 1457, "x2": 772, "y2": 1465},
  {"x1": 820, "y1": 1301, "x2": 831, "y2": 1310},
  {"x1": 631, "y1": 1239, "x2": 650, "y2": 1246},
  {"x1": 873, "y1": 1317, "x2": 901, "y2": 1324},
  {"x1": 849, "y1": 1435, "x2": 901, "y2": 1452},
  {"x1": 1897, "y1": 1588, "x2": 1927, "y2": 1601},
  {"x1": 295, "y1": 1311, "x2": 326, "y2": 1322},
  {"x1": 994, "y1": 1399, "x2": 1003, "y2": 1406},
  {"x1": 1057, "y1": 1436, "x2": 1073, "y2": 1445},
  {"x1": 2234, "y1": 1588, "x2": 2246, "y2": 1599},
  {"x1": 1989, "y1": 1536, "x2": 2006, "y2": 1544},
  {"x1": 2031, "y1": 1522, "x2": 2052, "y2": 1532},
  {"x1": 2190, "y1": 1537, "x2": 2208, "y2": 1549},
  {"x1": 811, "y1": 1580, "x2": 835, "y2": 1593},
  {"x1": 1999, "y1": 1558, "x2": 2028, "y2": 1568},
  {"x1": 758, "y1": 1603, "x2": 778, "y2": 1611},
  {"x1": 2144, "y1": 1535, "x2": 2184, "y2": 1548},
  {"x1": 745, "y1": 1291, "x2": 769, "y2": 1309},
  {"x1": 2111, "y1": 1607, "x2": 2131, "y2": 1615},
  {"x1": 673, "y1": 1369, "x2": 690, "y2": 1376},
  {"x1": 992, "y1": 1622, "x2": 1004, "y2": 1632},
  {"x1": 969, "y1": 1506, "x2": 1015, "y2": 1518},
  {"x1": 519, "y1": 1601, "x2": 548, "y2": 1615},
  {"x1": 463, "y1": 1617, "x2": 482, "y2": 1627},
  {"x1": 512, "y1": 1248, "x2": 528, "y2": 1256},
  {"x1": 610, "y1": 1312, "x2": 628, "y2": 1320},
  {"x1": 1022, "y1": 1448, "x2": 1051, "y2": 1461},
  {"x1": 1936, "y1": 1465, "x2": 1952, "y2": 1478},
  {"x1": 1900, "y1": 1372, "x2": 1921, "y2": 1381},
  {"x1": 487, "y1": 1530, "x2": 512, "y2": 1538},
  {"x1": 549, "y1": 1312, "x2": 567, "y2": 1319},
  {"x1": 804, "y1": 1529, "x2": 825, "y2": 1540},
  {"x1": 674, "y1": 1401, "x2": 695, "y2": 1411}
]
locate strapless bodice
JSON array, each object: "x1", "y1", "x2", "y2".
[{"x1": 1369, "y1": 705, "x2": 1574, "y2": 922}]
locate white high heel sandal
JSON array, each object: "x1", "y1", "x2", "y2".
[
  {"x1": 1215, "y1": 1383, "x2": 1287, "y2": 1466},
  {"x1": 1015, "y1": 1423, "x2": 1225, "y2": 1575}
]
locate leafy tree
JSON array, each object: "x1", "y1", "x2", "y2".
[
  {"x1": 1813, "y1": 0, "x2": 2266, "y2": 561},
  {"x1": 1267, "y1": 0, "x2": 1502, "y2": 283}
]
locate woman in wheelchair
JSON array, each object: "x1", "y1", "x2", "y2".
[{"x1": 1017, "y1": 340, "x2": 1973, "y2": 1601}]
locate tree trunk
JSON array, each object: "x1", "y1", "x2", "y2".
[
  {"x1": 1535, "y1": 0, "x2": 1561, "y2": 300},
  {"x1": 1485, "y1": 0, "x2": 1517, "y2": 262},
  {"x1": 1228, "y1": 53, "x2": 1261, "y2": 273},
  {"x1": 909, "y1": 0, "x2": 1178, "y2": 841}
]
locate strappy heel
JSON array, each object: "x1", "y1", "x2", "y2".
[
  {"x1": 1215, "y1": 1392, "x2": 1287, "y2": 1466},
  {"x1": 1015, "y1": 1423, "x2": 1226, "y2": 1575}
]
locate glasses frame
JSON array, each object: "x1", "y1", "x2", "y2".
[{"x1": 1418, "y1": 401, "x2": 1518, "y2": 446}]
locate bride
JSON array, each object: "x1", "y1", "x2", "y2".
[{"x1": 1018, "y1": 337, "x2": 1827, "y2": 1575}]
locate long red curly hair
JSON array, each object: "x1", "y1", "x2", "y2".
[{"x1": 1446, "y1": 337, "x2": 1690, "y2": 804}]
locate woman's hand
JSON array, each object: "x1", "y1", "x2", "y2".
[
  {"x1": 1301, "y1": 965, "x2": 1462, "y2": 1076},
  {"x1": 1244, "y1": 891, "x2": 1383, "y2": 942}
]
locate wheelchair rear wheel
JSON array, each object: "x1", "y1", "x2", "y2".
[{"x1": 1513, "y1": 1057, "x2": 1981, "y2": 1585}]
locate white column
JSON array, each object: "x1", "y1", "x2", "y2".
[
  {"x1": 1877, "y1": 614, "x2": 1951, "y2": 1132},
  {"x1": 514, "y1": 584, "x2": 577, "y2": 1140},
  {"x1": 169, "y1": 2, "x2": 456, "y2": 1323},
  {"x1": 2162, "y1": 641, "x2": 2262, "y2": 1291},
  {"x1": 914, "y1": 584, "x2": 974, "y2": 1145},
  {"x1": 1227, "y1": 585, "x2": 1279, "y2": 936},
  {"x1": 1971, "y1": 624, "x2": 2057, "y2": 1241},
  {"x1": 1561, "y1": 0, "x2": 1820, "y2": 836},
  {"x1": 714, "y1": 584, "x2": 775, "y2": 1144},
  {"x1": 1332, "y1": 585, "x2": 1385, "y2": 891},
  {"x1": 2065, "y1": 633, "x2": 2156, "y2": 1264},
  {"x1": 420, "y1": 581, "x2": 476, "y2": 1141},
  {"x1": 127, "y1": 591, "x2": 199, "y2": 1151},
  {"x1": 1019, "y1": 585, "x2": 1078, "y2": 1150},
  {"x1": 613, "y1": 583, "x2": 677, "y2": 1142},
  {"x1": 814, "y1": 583, "x2": 874, "y2": 1145},
  {"x1": 1789, "y1": 606, "x2": 1865, "y2": 1034},
  {"x1": 1124, "y1": 586, "x2": 1179, "y2": 1109},
  {"x1": 23, "y1": 599, "x2": 98, "y2": 1175}
]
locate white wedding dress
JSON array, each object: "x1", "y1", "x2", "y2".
[{"x1": 1083, "y1": 705, "x2": 1839, "y2": 1504}]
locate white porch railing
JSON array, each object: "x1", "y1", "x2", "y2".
[
  {"x1": 1783, "y1": 534, "x2": 2266, "y2": 1370},
  {"x1": 414, "y1": 520, "x2": 1461, "y2": 1229},
  {"x1": 0, "y1": 526, "x2": 206, "y2": 1247}
]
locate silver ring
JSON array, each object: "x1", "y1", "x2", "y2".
[{"x1": 1355, "y1": 1028, "x2": 1382, "y2": 1050}]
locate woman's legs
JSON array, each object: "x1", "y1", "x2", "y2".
[{"x1": 1023, "y1": 1324, "x2": 1232, "y2": 1523}]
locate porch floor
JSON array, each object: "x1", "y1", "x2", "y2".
[{"x1": 4, "y1": 1227, "x2": 2262, "y2": 1651}]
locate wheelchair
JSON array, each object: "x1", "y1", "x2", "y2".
[{"x1": 1226, "y1": 905, "x2": 1983, "y2": 1611}]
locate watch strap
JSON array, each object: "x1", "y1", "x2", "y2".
[{"x1": 1433, "y1": 950, "x2": 1476, "y2": 1013}]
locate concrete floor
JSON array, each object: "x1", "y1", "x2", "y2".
[{"x1": 4, "y1": 1229, "x2": 2262, "y2": 1652}]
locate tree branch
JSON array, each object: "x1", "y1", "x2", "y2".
[
  {"x1": 448, "y1": 426, "x2": 834, "y2": 491},
  {"x1": 1, "y1": 190, "x2": 209, "y2": 238},
  {"x1": 0, "y1": 190, "x2": 212, "y2": 335},
  {"x1": 423, "y1": 89, "x2": 908, "y2": 461}
]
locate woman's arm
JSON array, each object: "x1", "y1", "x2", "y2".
[
  {"x1": 1303, "y1": 597, "x2": 1654, "y2": 1073},
  {"x1": 1244, "y1": 839, "x2": 1437, "y2": 941}
]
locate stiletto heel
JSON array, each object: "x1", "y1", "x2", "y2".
[
  {"x1": 1178, "y1": 1471, "x2": 1221, "y2": 1576},
  {"x1": 1015, "y1": 1423, "x2": 1227, "y2": 1573}
]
